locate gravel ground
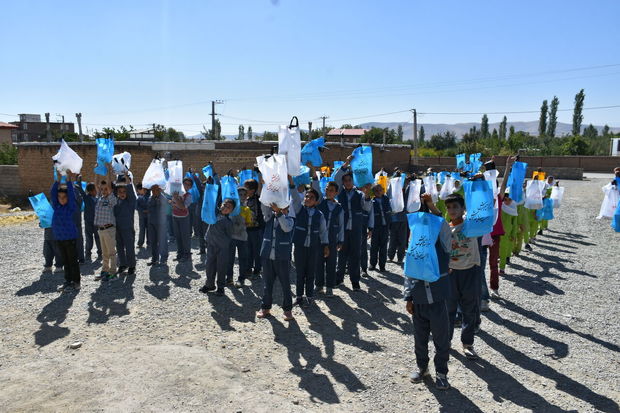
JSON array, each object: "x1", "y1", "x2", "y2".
[{"x1": 0, "y1": 178, "x2": 619, "y2": 413}]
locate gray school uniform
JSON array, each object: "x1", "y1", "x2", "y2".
[
  {"x1": 114, "y1": 184, "x2": 137, "y2": 268},
  {"x1": 77, "y1": 184, "x2": 101, "y2": 259},
  {"x1": 204, "y1": 213, "x2": 233, "y2": 290}
]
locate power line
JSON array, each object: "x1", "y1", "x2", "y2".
[{"x1": 419, "y1": 104, "x2": 620, "y2": 116}]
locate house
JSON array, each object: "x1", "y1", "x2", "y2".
[
  {"x1": 0, "y1": 122, "x2": 18, "y2": 144},
  {"x1": 128, "y1": 128, "x2": 156, "y2": 140},
  {"x1": 9, "y1": 113, "x2": 74, "y2": 142},
  {"x1": 326, "y1": 128, "x2": 368, "y2": 143}
]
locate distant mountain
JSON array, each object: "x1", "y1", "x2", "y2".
[{"x1": 357, "y1": 121, "x2": 620, "y2": 140}]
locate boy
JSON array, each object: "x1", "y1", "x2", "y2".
[
  {"x1": 388, "y1": 173, "x2": 408, "y2": 265},
  {"x1": 71, "y1": 180, "x2": 85, "y2": 263},
  {"x1": 136, "y1": 183, "x2": 150, "y2": 248},
  {"x1": 190, "y1": 173, "x2": 208, "y2": 255},
  {"x1": 77, "y1": 180, "x2": 101, "y2": 261},
  {"x1": 94, "y1": 165, "x2": 118, "y2": 280},
  {"x1": 171, "y1": 178, "x2": 193, "y2": 262},
  {"x1": 256, "y1": 202, "x2": 295, "y2": 321},
  {"x1": 405, "y1": 193, "x2": 452, "y2": 390},
  {"x1": 369, "y1": 183, "x2": 391, "y2": 272},
  {"x1": 499, "y1": 192, "x2": 518, "y2": 275},
  {"x1": 316, "y1": 181, "x2": 344, "y2": 296},
  {"x1": 114, "y1": 176, "x2": 137, "y2": 275},
  {"x1": 291, "y1": 187, "x2": 329, "y2": 306},
  {"x1": 200, "y1": 198, "x2": 235, "y2": 296},
  {"x1": 244, "y1": 179, "x2": 265, "y2": 278},
  {"x1": 231, "y1": 187, "x2": 250, "y2": 288},
  {"x1": 51, "y1": 172, "x2": 81, "y2": 292},
  {"x1": 445, "y1": 193, "x2": 481, "y2": 360},
  {"x1": 147, "y1": 184, "x2": 169, "y2": 266}
]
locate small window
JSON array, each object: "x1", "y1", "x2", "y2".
[
  {"x1": 23, "y1": 123, "x2": 28, "y2": 130},
  {"x1": 24, "y1": 133, "x2": 29, "y2": 140}
]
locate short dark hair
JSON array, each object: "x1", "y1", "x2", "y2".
[
  {"x1": 306, "y1": 188, "x2": 319, "y2": 200},
  {"x1": 445, "y1": 193, "x2": 465, "y2": 208},
  {"x1": 86, "y1": 183, "x2": 96, "y2": 192},
  {"x1": 342, "y1": 172, "x2": 353, "y2": 181},
  {"x1": 136, "y1": 183, "x2": 143, "y2": 190},
  {"x1": 183, "y1": 177, "x2": 193, "y2": 185},
  {"x1": 244, "y1": 179, "x2": 258, "y2": 191},
  {"x1": 57, "y1": 187, "x2": 68, "y2": 194},
  {"x1": 326, "y1": 181, "x2": 339, "y2": 191},
  {"x1": 223, "y1": 198, "x2": 236, "y2": 209}
]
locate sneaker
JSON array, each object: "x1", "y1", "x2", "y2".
[
  {"x1": 506, "y1": 257, "x2": 511, "y2": 265},
  {"x1": 107, "y1": 273, "x2": 117, "y2": 280},
  {"x1": 315, "y1": 287, "x2": 325, "y2": 295},
  {"x1": 435, "y1": 374, "x2": 450, "y2": 390},
  {"x1": 234, "y1": 279, "x2": 246, "y2": 288},
  {"x1": 525, "y1": 244, "x2": 533, "y2": 251},
  {"x1": 335, "y1": 280, "x2": 344, "y2": 288},
  {"x1": 305, "y1": 297, "x2": 315, "y2": 306},
  {"x1": 538, "y1": 230, "x2": 543, "y2": 235},
  {"x1": 226, "y1": 280, "x2": 235, "y2": 287},
  {"x1": 127, "y1": 267, "x2": 135, "y2": 275},
  {"x1": 72, "y1": 282, "x2": 81, "y2": 291},
  {"x1": 95, "y1": 272, "x2": 108, "y2": 281},
  {"x1": 499, "y1": 269, "x2": 505, "y2": 275},
  {"x1": 54, "y1": 267, "x2": 64, "y2": 273},
  {"x1": 57, "y1": 282, "x2": 73, "y2": 292},
  {"x1": 396, "y1": 260, "x2": 404, "y2": 265},
  {"x1": 361, "y1": 271, "x2": 369, "y2": 278},
  {"x1": 368, "y1": 266, "x2": 377, "y2": 272},
  {"x1": 117, "y1": 266, "x2": 127, "y2": 274},
  {"x1": 199, "y1": 286, "x2": 216, "y2": 294},
  {"x1": 325, "y1": 288, "x2": 334, "y2": 297},
  {"x1": 283, "y1": 311, "x2": 295, "y2": 321},
  {"x1": 295, "y1": 297, "x2": 304, "y2": 306},
  {"x1": 480, "y1": 299, "x2": 490, "y2": 312},
  {"x1": 379, "y1": 267, "x2": 386, "y2": 272},
  {"x1": 454, "y1": 319, "x2": 462, "y2": 328},
  {"x1": 173, "y1": 257, "x2": 180, "y2": 262},
  {"x1": 463, "y1": 345, "x2": 479, "y2": 360},
  {"x1": 43, "y1": 266, "x2": 52, "y2": 273},
  {"x1": 215, "y1": 289, "x2": 225, "y2": 296},
  {"x1": 352, "y1": 282, "x2": 361, "y2": 291},
  {"x1": 490, "y1": 289, "x2": 500, "y2": 299},
  {"x1": 256, "y1": 309, "x2": 271, "y2": 319},
  {"x1": 146, "y1": 260, "x2": 157, "y2": 266},
  {"x1": 474, "y1": 324, "x2": 481, "y2": 334},
  {"x1": 409, "y1": 368, "x2": 431, "y2": 383},
  {"x1": 136, "y1": 244, "x2": 143, "y2": 248}
]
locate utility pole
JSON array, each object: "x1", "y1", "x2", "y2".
[
  {"x1": 320, "y1": 115, "x2": 329, "y2": 134},
  {"x1": 410, "y1": 108, "x2": 418, "y2": 168},
  {"x1": 308, "y1": 121, "x2": 312, "y2": 141},
  {"x1": 210, "y1": 100, "x2": 223, "y2": 140},
  {"x1": 76, "y1": 113, "x2": 83, "y2": 142},
  {"x1": 45, "y1": 112, "x2": 51, "y2": 142}
]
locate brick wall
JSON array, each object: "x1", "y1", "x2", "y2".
[{"x1": 0, "y1": 165, "x2": 21, "y2": 198}]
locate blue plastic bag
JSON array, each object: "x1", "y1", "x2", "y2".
[
  {"x1": 320, "y1": 176, "x2": 334, "y2": 196},
  {"x1": 462, "y1": 179, "x2": 495, "y2": 237},
  {"x1": 202, "y1": 164, "x2": 213, "y2": 179},
  {"x1": 456, "y1": 153, "x2": 466, "y2": 170},
  {"x1": 507, "y1": 161, "x2": 528, "y2": 203},
  {"x1": 96, "y1": 138, "x2": 114, "y2": 164},
  {"x1": 612, "y1": 182, "x2": 620, "y2": 232},
  {"x1": 404, "y1": 212, "x2": 445, "y2": 282},
  {"x1": 53, "y1": 167, "x2": 67, "y2": 183},
  {"x1": 469, "y1": 153, "x2": 482, "y2": 174},
  {"x1": 29, "y1": 193, "x2": 54, "y2": 228},
  {"x1": 185, "y1": 172, "x2": 200, "y2": 203},
  {"x1": 238, "y1": 169, "x2": 258, "y2": 185},
  {"x1": 220, "y1": 176, "x2": 240, "y2": 217},
  {"x1": 292, "y1": 165, "x2": 311, "y2": 186},
  {"x1": 201, "y1": 183, "x2": 219, "y2": 224},
  {"x1": 351, "y1": 146, "x2": 373, "y2": 188},
  {"x1": 536, "y1": 197, "x2": 555, "y2": 221},
  {"x1": 301, "y1": 137, "x2": 325, "y2": 167},
  {"x1": 439, "y1": 171, "x2": 450, "y2": 185},
  {"x1": 80, "y1": 181, "x2": 87, "y2": 211}
]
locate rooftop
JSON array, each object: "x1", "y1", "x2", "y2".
[
  {"x1": 0, "y1": 122, "x2": 18, "y2": 129},
  {"x1": 326, "y1": 128, "x2": 368, "y2": 136}
]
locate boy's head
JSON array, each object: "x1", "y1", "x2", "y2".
[
  {"x1": 372, "y1": 184, "x2": 384, "y2": 197},
  {"x1": 136, "y1": 183, "x2": 146, "y2": 196},
  {"x1": 237, "y1": 187, "x2": 248, "y2": 202},
  {"x1": 445, "y1": 193, "x2": 465, "y2": 221},
  {"x1": 86, "y1": 183, "x2": 96, "y2": 196},
  {"x1": 547, "y1": 176, "x2": 554, "y2": 184},
  {"x1": 117, "y1": 185, "x2": 128, "y2": 200},
  {"x1": 614, "y1": 167, "x2": 620, "y2": 177},
  {"x1": 57, "y1": 186, "x2": 69, "y2": 206},
  {"x1": 342, "y1": 172, "x2": 354, "y2": 190},
  {"x1": 244, "y1": 179, "x2": 258, "y2": 197},
  {"x1": 325, "y1": 181, "x2": 339, "y2": 200},
  {"x1": 220, "y1": 198, "x2": 235, "y2": 215},
  {"x1": 100, "y1": 180, "x2": 111, "y2": 197},
  {"x1": 151, "y1": 184, "x2": 161, "y2": 197},
  {"x1": 453, "y1": 180, "x2": 461, "y2": 189},
  {"x1": 183, "y1": 177, "x2": 193, "y2": 192},
  {"x1": 303, "y1": 188, "x2": 320, "y2": 207}
]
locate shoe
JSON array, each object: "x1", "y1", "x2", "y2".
[
  {"x1": 215, "y1": 289, "x2": 225, "y2": 296},
  {"x1": 325, "y1": 288, "x2": 334, "y2": 297},
  {"x1": 410, "y1": 368, "x2": 431, "y2": 383},
  {"x1": 96, "y1": 255, "x2": 102, "y2": 261},
  {"x1": 85, "y1": 255, "x2": 92, "y2": 262},
  {"x1": 107, "y1": 273, "x2": 117, "y2": 280},
  {"x1": 352, "y1": 282, "x2": 361, "y2": 291},
  {"x1": 117, "y1": 266, "x2": 127, "y2": 274},
  {"x1": 173, "y1": 257, "x2": 180, "y2": 262},
  {"x1": 256, "y1": 309, "x2": 271, "y2": 319},
  {"x1": 474, "y1": 324, "x2": 481, "y2": 334},
  {"x1": 226, "y1": 280, "x2": 235, "y2": 287},
  {"x1": 283, "y1": 311, "x2": 294, "y2": 321},
  {"x1": 305, "y1": 297, "x2": 315, "y2": 306},
  {"x1": 396, "y1": 260, "x2": 404, "y2": 266},
  {"x1": 54, "y1": 267, "x2": 64, "y2": 273},
  {"x1": 295, "y1": 297, "x2": 303, "y2": 306},
  {"x1": 315, "y1": 287, "x2": 325, "y2": 295},
  {"x1": 78, "y1": 259, "x2": 85, "y2": 264},
  {"x1": 499, "y1": 269, "x2": 505, "y2": 275},
  {"x1": 361, "y1": 271, "x2": 369, "y2": 278},
  {"x1": 538, "y1": 230, "x2": 543, "y2": 235},
  {"x1": 43, "y1": 266, "x2": 52, "y2": 273},
  {"x1": 136, "y1": 244, "x2": 143, "y2": 248},
  {"x1": 199, "y1": 250, "x2": 206, "y2": 255},
  {"x1": 368, "y1": 266, "x2": 377, "y2": 272},
  {"x1": 57, "y1": 282, "x2": 73, "y2": 292},
  {"x1": 127, "y1": 267, "x2": 135, "y2": 275},
  {"x1": 379, "y1": 267, "x2": 386, "y2": 272},
  {"x1": 490, "y1": 289, "x2": 500, "y2": 299},
  {"x1": 199, "y1": 286, "x2": 216, "y2": 294},
  {"x1": 335, "y1": 280, "x2": 344, "y2": 288},
  {"x1": 525, "y1": 244, "x2": 533, "y2": 251},
  {"x1": 95, "y1": 272, "x2": 108, "y2": 281},
  {"x1": 512, "y1": 251, "x2": 519, "y2": 257},
  {"x1": 72, "y1": 282, "x2": 81, "y2": 291},
  {"x1": 463, "y1": 345, "x2": 479, "y2": 360},
  {"x1": 506, "y1": 257, "x2": 511, "y2": 265},
  {"x1": 480, "y1": 300, "x2": 490, "y2": 312},
  {"x1": 234, "y1": 279, "x2": 246, "y2": 288},
  {"x1": 454, "y1": 319, "x2": 462, "y2": 328},
  {"x1": 435, "y1": 374, "x2": 450, "y2": 390},
  {"x1": 146, "y1": 260, "x2": 157, "y2": 266}
]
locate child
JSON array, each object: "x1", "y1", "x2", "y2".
[
  {"x1": 291, "y1": 187, "x2": 329, "y2": 306},
  {"x1": 200, "y1": 198, "x2": 235, "y2": 296},
  {"x1": 71, "y1": 181, "x2": 85, "y2": 263},
  {"x1": 77, "y1": 180, "x2": 101, "y2": 261},
  {"x1": 513, "y1": 188, "x2": 530, "y2": 255},
  {"x1": 538, "y1": 176, "x2": 555, "y2": 234},
  {"x1": 405, "y1": 193, "x2": 452, "y2": 390},
  {"x1": 136, "y1": 183, "x2": 150, "y2": 248},
  {"x1": 114, "y1": 175, "x2": 137, "y2": 275},
  {"x1": 147, "y1": 184, "x2": 169, "y2": 266},
  {"x1": 51, "y1": 172, "x2": 81, "y2": 292},
  {"x1": 445, "y1": 193, "x2": 481, "y2": 360},
  {"x1": 369, "y1": 183, "x2": 391, "y2": 272},
  {"x1": 171, "y1": 178, "x2": 193, "y2": 262},
  {"x1": 190, "y1": 173, "x2": 208, "y2": 256},
  {"x1": 316, "y1": 181, "x2": 344, "y2": 296},
  {"x1": 94, "y1": 165, "x2": 118, "y2": 280},
  {"x1": 360, "y1": 207, "x2": 371, "y2": 278},
  {"x1": 256, "y1": 202, "x2": 295, "y2": 321},
  {"x1": 43, "y1": 222, "x2": 63, "y2": 272},
  {"x1": 499, "y1": 192, "x2": 518, "y2": 275},
  {"x1": 244, "y1": 179, "x2": 265, "y2": 278},
  {"x1": 231, "y1": 187, "x2": 250, "y2": 288}
]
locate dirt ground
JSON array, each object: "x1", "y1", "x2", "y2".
[{"x1": 0, "y1": 177, "x2": 618, "y2": 413}]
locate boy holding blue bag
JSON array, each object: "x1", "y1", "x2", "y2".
[{"x1": 404, "y1": 193, "x2": 452, "y2": 390}]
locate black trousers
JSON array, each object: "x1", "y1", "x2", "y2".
[
  {"x1": 57, "y1": 239, "x2": 80, "y2": 284},
  {"x1": 412, "y1": 300, "x2": 450, "y2": 375}
]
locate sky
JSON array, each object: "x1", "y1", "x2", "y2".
[{"x1": 1, "y1": 0, "x2": 620, "y2": 136}]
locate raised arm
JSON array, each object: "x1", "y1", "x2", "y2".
[{"x1": 498, "y1": 156, "x2": 516, "y2": 200}]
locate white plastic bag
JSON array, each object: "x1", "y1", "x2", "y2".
[
  {"x1": 439, "y1": 175, "x2": 456, "y2": 200},
  {"x1": 484, "y1": 169, "x2": 500, "y2": 224},
  {"x1": 112, "y1": 152, "x2": 132, "y2": 174},
  {"x1": 550, "y1": 186, "x2": 565, "y2": 208},
  {"x1": 52, "y1": 140, "x2": 83, "y2": 175},
  {"x1": 596, "y1": 183, "x2": 619, "y2": 219},
  {"x1": 423, "y1": 175, "x2": 439, "y2": 203},
  {"x1": 524, "y1": 180, "x2": 545, "y2": 210},
  {"x1": 389, "y1": 177, "x2": 404, "y2": 213},
  {"x1": 142, "y1": 159, "x2": 167, "y2": 189},
  {"x1": 406, "y1": 179, "x2": 422, "y2": 212},
  {"x1": 257, "y1": 154, "x2": 290, "y2": 208},
  {"x1": 167, "y1": 160, "x2": 184, "y2": 184},
  {"x1": 278, "y1": 117, "x2": 301, "y2": 178}
]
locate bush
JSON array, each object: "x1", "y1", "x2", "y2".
[{"x1": 0, "y1": 144, "x2": 17, "y2": 165}]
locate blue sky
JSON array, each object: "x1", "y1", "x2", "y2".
[{"x1": 1, "y1": 0, "x2": 620, "y2": 136}]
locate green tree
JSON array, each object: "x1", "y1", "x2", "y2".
[
  {"x1": 602, "y1": 124, "x2": 610, "y2": 137},
  {"x1": 427, "y1": 131, "x2": 456, "y2": 150},
  {"x1": 583, "y1": 124, "x2": 598, "y2": 139},
  {"x1": 0, "y1": 144, "x2": 18, "y2": 165},
  {"x1": 262, "y1": 131, "x2": 278, "y2": 140},
  {"x1": 166, "y1": 127, "x2": 184, "y2": 142},
  {"x1": 572, "y1": 89, "x2": 585, "y2": 135},
  {"x1": 361, "y1": 127, "x2": 397, "y2": 144},
  {"x1": 397, "y1": 124, "x2": 403, "y2": 141},
  {"x1": 509, "y1": 125, "x2": 515, "y2": 139},
  {"x1": 547, "y1": 96, "x2": 559, "y2": 137},
  {"x1": 480, "y1": 114, "x2": 489, "y2": 138},
  {"x1": 491, "y1": 128, "x2": 499, "y2": 140},
  {"x1": 538, "y1": 99, "x2": 548, "y2": 137},
  {"x1": 201, "y1": 120, "x2": 222, "y2": 140},
  {"x1": 419, "y1": 126, "x2": 425, "y2": 143},
  {"x1": 562, "y1": 135, "x2": 589, "y2": 155},
  {"x1": 247, "y1": 126, "x2": 253, "y2": 140},
  {"x1": 340, "y1": 124, "x2": 353, "y2": 129},
  {"x1": 237, "y1": 125, "x2": 245, "y2": 140},
  {"x1": 499, "y1": 116, "x2": 507, "y2": 140}
]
